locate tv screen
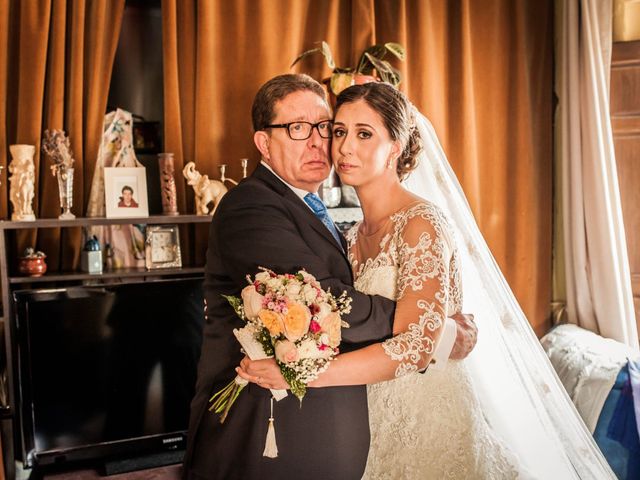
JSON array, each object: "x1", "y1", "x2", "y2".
[{"x1": 13, "y1": 278, "x2": 204, "y2": 469}]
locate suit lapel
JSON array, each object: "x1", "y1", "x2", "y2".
[{"x1": 253, "y1": 165, "x2": 349, "y2": 259}]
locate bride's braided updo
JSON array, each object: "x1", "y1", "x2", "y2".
[{"x1": 334, "y1": 82, "x2": 422, "y2": 180}]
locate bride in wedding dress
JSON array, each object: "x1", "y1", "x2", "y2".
[{"x1": 309, "y1": 82, "x2": 616, "y2": 479}]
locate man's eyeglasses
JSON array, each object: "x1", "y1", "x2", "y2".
[{"x1": 264, "y1": 120, "x2": 333, "y2": 140}]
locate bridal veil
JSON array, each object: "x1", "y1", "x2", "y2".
[{"x1": 402, "y1": 111, "x2": 616, "y2": 479}]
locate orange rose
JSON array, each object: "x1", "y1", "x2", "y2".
[
  {"x1": 318, "y1": 312, "x2": 342, "y2": 348},
  {"x1": 283, "y1": 302, "x2": 311, "y2": 342},
  {"x1": 258, "y1": 309, "x2": 285, "y2": 336}
]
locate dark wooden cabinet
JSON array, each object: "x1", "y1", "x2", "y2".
[
  {"x1": 611, "y1": 40, "x2": 640, "y2": 337},
  {"x1": 0, "y1": 214, "x2": 211, "y2": 478}
]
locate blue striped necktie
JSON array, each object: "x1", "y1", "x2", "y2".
[{"x1": 303, "y1": 193, "x2": 343, "y2": 249}]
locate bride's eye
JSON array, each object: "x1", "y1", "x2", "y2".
[
  {"x1": 333, "y1": 127, "x2": 346, "y2": 138},
  {"x1": 358, "y1": 130, "x2": 372, "y2": 139}
]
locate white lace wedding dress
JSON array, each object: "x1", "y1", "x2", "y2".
[{"x1": 347, "y1": 200, "x2": 524, "y2": 479}]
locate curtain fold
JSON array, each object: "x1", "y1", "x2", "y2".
[
  {"x1": 2, "y1": 0, "x2": 124, "y2": 271},
  {"x1": 555, "y1": 0, "x2": 638, "y2": 347},
  {"x1": 161, "y1": 0, "x2": 553, "y2": 333}
]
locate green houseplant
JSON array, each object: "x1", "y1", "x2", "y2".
[{"x1": 291, "y1": 41, "x2": 406, "y2": 96}]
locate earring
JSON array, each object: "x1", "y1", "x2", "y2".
[{"x1": 386, "y1": 157, "x2": 394, "y2": 169}]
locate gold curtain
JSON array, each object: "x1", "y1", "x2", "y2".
[
  {"x1": 161, "y1": 0, "x2": 553, "y2": 334},
  {"x1": 1, "y1": 0, "x2": 125, "y2": 270}
]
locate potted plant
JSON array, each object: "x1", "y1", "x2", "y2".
[{"x1": 291, "y1": 41, "x2": 406, "y2": 98}]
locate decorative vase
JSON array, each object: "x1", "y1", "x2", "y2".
[
  {"x1": 57, "y1": 167, "x2": 75, "y2": 219},
  {"x1": 8, "y1": 144, "x2": 36, "y2": 221},
  {"x1": 158, "y1": 153, "x2": 178, "y2": 215},
  {"x1": 323, "y1": 73, "x2": 379, "y2": 107},
  {"x1": 18, "y1": 255, "x2": 47, "y2": 277}
]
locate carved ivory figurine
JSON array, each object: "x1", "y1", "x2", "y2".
[
  {"x1": 9, "y1": 144, "x2": 37, "y2": 221},
  {"x1": 182, "y1": 162, "x2": 228, "y2": 215}
]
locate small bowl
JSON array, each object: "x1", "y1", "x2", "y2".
[{"x1": 18, "y1": 256, "x2": 47, "y2": 277}]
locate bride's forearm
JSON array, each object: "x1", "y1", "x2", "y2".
[{"x1": 310, "y1": 344, "x2": 399, "y2": 387}]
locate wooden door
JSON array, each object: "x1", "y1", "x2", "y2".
[{"x1": 611, "y1": 40, "x2": 640, "y2": 337}]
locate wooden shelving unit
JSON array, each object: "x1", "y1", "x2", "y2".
[{"x1": 0, "y1": 214, "x2": 211, "y2": 462}]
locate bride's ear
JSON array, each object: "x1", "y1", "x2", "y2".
[
  {"x1": 391, "y1": 140, "x2": 403, "y2": 163},
  {"x1": 254, "y1": 131, "x2": 271, "y2": 161}
]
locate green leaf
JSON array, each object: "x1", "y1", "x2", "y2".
[
  {"x1": 290, "y1": 41, "x2": 335, "y2": 70},
  {"x1": 320, "y1": 41, "x2": 336, "y2": 70},
  {"x1": 330, "y1": 72, "x2": 354, "y2": 95},
  {"x1": 290, "y1": 47, "x2": 322, "y2": 68},
  {"x1": 379, "y1": 62, "x2": 402, "y2": 87},
  {"x1": 279, "y1": 363, "x2": 307, "y2": 402},
  {"x1": 364, "y1": 53, "x2": 393, "y2": 74},
  {"x1": 384, "y1": 42, "x2": 406, "y2": 61},
  {"x1": 356, "y1": 44, "x2": 387, "y2": 74},
  {"x1": 257, "y1": 327, "x2": 275, "y2": 357},
  {"x1": 222, "y1": 294, "x2": 245, "y2": 319}
]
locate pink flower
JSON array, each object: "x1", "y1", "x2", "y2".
[
  {"x1": 309, "y1": 320, "x2": 321, "y2": 333},
  {"x1": 275, "y1": 340, "x2": 299, "y2": 363}
]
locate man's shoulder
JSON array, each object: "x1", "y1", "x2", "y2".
[
  {"x1": 219, "y1": 173, "x2": 282, "y2": 207},
  {"x1": 214, "y1": 169, "x2": 294, "y2": 221}
]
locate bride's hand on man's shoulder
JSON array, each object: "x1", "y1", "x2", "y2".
[
  {"x1": 236, "y1": 356, "x2": 289, "y2": 390},
  {"x1": 449, "y1": 312, "x2": 478, "y2": 360}
]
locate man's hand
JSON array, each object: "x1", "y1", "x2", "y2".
[
  {"x1": 449, "y1": 312, "x2": 477, "y2": 360},
  {"x1": 236, "y1": 356, "x2": 289, "y2": 390}
]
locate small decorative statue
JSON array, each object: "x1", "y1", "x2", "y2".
[
  {"x1": 42, "y1": 129, "x2": 75, "y2": 219},
  {"x1": 182, "y1": 162, "x2": 228, "y2": 215},
  {"x1": 8, "y1": 144, "x2": 36, "y2": 221},
  {"x1": 159, "y1": 153, "x2": 179, "y2": 215}
]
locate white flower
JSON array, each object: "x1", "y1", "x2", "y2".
[
  {"x1": 302, "y1": 284, "x2": 317, "y2": 303},
  {"x1": 241, "y1": 285, "x2": 264, "y2": 320},
  {"x1": 316, "y1": 302, "x2": 332, "y2": 321},
  {"x1": 297, "y1": 338, "x2": 332, "y2": 359},
  {"x1": 285, "y1": 283, "x2": 302, "y2": 298},
  {"x1": 255, "y1": 271, "x2": 271, "y2": 283}
]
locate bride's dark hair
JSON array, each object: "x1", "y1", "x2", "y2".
[{"x1": 334, "y1": 82, "x2": 422, "y2": 180}]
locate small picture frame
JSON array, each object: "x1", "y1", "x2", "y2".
[
  {"x1": 104, "y1": 167, "x2": 149, "y2": 218},
  {"x1": 145, "y1": 225, "x2": 182, "y2": 270}
]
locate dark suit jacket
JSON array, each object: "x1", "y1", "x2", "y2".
[{"x1": 183, "y1": 165, "x2": 396, "y2": 480}]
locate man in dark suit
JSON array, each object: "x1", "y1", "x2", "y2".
[{"x1": 183, "y1": 74, "x2": 476, "y2": 480}]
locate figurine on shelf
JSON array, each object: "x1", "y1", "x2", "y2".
[
  {"x1": 9, "y1": 144, "x2": 36, "y2": 221},
  {"x1": 81, "y1": 236, "x2": 103, "y2": 274},
  {"x1": 182, "y1": 162, "x2": 227, "y2": 215},
  {"x1": 104, "y1": 243, "x2": 115, "y2": 271},
  {"x1": 18, "y1": 247, "x2": 47, "y2": 277},
  {"x1": 219, "y1": 158, "x2": 249, "y2": 187},
  {"x1": 42, "y1": 129, "x2": 76, "y2": 219}
]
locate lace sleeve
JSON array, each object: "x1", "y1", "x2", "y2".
[{"x1": 382, "y1": 204, "x2": 453, "y2": 377}]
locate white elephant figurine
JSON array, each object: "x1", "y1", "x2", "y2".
[{"x1": 182, "y1": 162, "x2": 228, "y2": 215}]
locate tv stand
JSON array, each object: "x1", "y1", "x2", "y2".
[
  {"x1": 102, "y1": 449, "x2": 184, "y2": 476},
  {"x1": 0, "y1": 215, "x2": 211, "y2": 480}
]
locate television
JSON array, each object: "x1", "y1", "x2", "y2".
[{"x1": 12, "y1": 277, "x2": 204, "y2": 472}]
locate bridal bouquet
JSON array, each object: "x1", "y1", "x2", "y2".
[{"x1": 210, "y1": 268, "x2": 352, "y2": 423}]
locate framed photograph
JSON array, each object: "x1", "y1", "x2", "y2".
[
  {"x1": 145, "y1": 225, "x2": 182, "y2": 270},
  {"x1": 104, "y1": 167, "x2": 149, "y2": 218}
]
